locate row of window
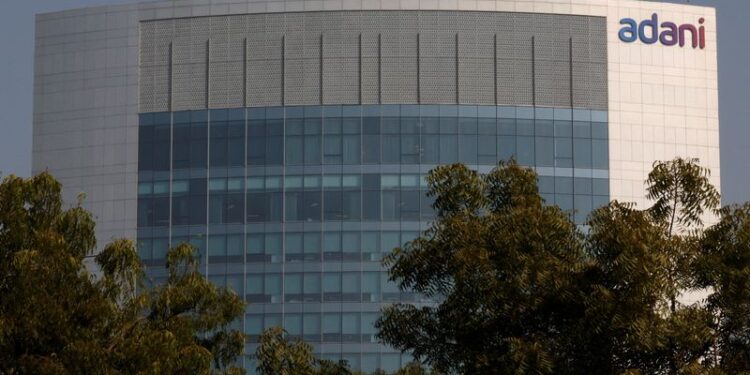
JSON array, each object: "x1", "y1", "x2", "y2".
[
  {"x1": 137, "y1": 172, "x2": 608, "y2": 227},
  {"x1": 140, "y1": 105, "x2": 607, "y2": 125},
  {"x1": 138, "y1": 230, "x2": 420, "y2": 262},
  {"x1": 201, "y1": 271, "x2": 421, "y2": 305},
  {"x1": 246, "y1": 312, "x2": 379, "y2": 344},
  {"x1": 139, "y1": 189, "x2": 605, "y2": 227},
  {"x1": 139, "y1": 119, "x2": 607, "y2": 170},
  {"x1": 139, "y1": 104, "x2": 608, "y2": 172},
  {"x1": 141, "y1": 174, "x2": 608, "y2": 195}
]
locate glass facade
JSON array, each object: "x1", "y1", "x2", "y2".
[{"x1": 137, "y1": 104, "x2": 609, "y2": 372}]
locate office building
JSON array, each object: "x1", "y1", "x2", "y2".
[{"x1": 33, "y1": 0, "x2": 719, "y2": 371}]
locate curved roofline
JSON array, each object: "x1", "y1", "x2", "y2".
[{"x1": 36, "y1": 0, "x2": 715, "y2": 22}]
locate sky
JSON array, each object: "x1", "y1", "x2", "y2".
[{"x1": 1, "y1": 0, "x2": 748, "y2": 204}]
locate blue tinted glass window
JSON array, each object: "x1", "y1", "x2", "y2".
[
  {"x1": 285, "y1": 314, "x2": 303, "y2": 336},
  {"x1": 421, "y1": 118, "x2": 440, "y2": 163},
  {"x1": 138, "y1": 104, "x2": 609, "y2": 372},
  {"x1": 573, "y1": 121, "x2": 591, "y2": 138},
  {"x1": 172, "y1": 112, "x2": 207, "y2": 170},
  {"x1": 247, "y1": 119, "x2": 266, "y2": 165},
  {"x1": 575, "y1": 178, "x2": 593, "y2": 195},
  {"x1": 538, "y1": 176, "x2": 555, "y2": 194},
  {"x1": 304, "y1": 313, "x2": 320, "y2": 342},
  {"x1": 440, "y1": 117, "x2": 458, "y2": 163},
  {"x1": 555, "y1": 137, "x2": 573, "y2": 168},
  {"x1": 593, "y1": 178, "x2": 609, "y2": 196},
  {"x1": 535, "y1": 120, "x2": 554, "y2": 137},
  {"x1": 362, "y1": 117, "x2": 380, "y2": 163},
  {"x1": 152, "y1": 121, "x2": 171, "y2": 171},
  {"x1": 535, "y1": 137, "x2": 554, "y2": 167},
  {"x1": 592, "y1": 121, "x2": 608, "y2": 139},
  {"x1": 574, "y1": 139, "x2": 593, "y2": 168},
  {"x1": 517, "y1": 119, "x2": 534, "y2": 136},
  {"x1": 592, "y1": 140, "x2": 609, "y2": 169},
  {"x1": 516, "y1": 136, "x2": 534, "y2": 165},
  {"x1": 556, "y1": 177, "x2": 574, "y2": 195}
]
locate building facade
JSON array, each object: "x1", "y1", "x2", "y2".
[{"x1": 33, "y1": 0, "x2": 719, "y2": 372}]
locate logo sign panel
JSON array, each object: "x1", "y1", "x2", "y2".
[{"x1": 619, "y1": 13, "x2": 706, "y2": 49}]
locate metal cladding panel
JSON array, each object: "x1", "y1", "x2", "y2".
[
  {"x1": 207, "y1": 16, "x2": 246, "y2": 108},
  {"x1": 420, "y1": 33, "x2": 457, "y2": 104},
  {"x1": 139, "y1": 20, "x2": 171, "y2": 113},
  {"x1": 381, "y1": 31, "x2": 418, "y2": 104},
  {"x1": 458, "y1": 32, "x2": 496, "y2": 105},
  {"x1": 171, "y1": 18, "x2": 210, "y2": 111},
  {"x1": 246, "y1": 35, "x2": 283, "y2": 107},
  {"x1": 360, "y1": 32, "x2": 380, "y2": 105},
  {"x1": 139, "y1": 11, "x2": 608, "y2": 111},
  {"x1": 323, "y1": 31, "x2": 360, "y2": 105}
]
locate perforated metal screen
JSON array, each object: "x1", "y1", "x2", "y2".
[{"x1": 139, "y1": 11, "x2": 607, "y2": 112}]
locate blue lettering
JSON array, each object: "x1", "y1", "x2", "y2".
[
  {"x1": 638, "y1": 13, "x2": 659, "y2": 44},
  {"x1": 619, "y1": 18, "x2": 638, "y2": 43}
]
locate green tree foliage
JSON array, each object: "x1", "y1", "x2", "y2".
[
  {"x1": 377, "y1": 161, "x2": 588, "y2": 374},
  {"x1": 376, "y1": 159, "x2": 738, "y2": 375},
  {"x1": 255, "y1": 327, "x2": 319, "y2": 375},
  {"x1": 256, "y1": 327, "x2": 433, "y2": 375},
  {"x1": 697, "y1": 204, "x2": 750, "y2": 373},
  {"x1": 0, "y1": 172, "x2": 245, "y2": 375}
]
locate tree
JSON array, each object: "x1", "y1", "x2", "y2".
[
  {"x1": 696, "y1": 203, "x2": 750, "y2": 373},
  {"x1": 0, "y1": 172, "x2": 245, "y2": 374},
  {"x1": 376, "y1": 158, "x2": 727, "y2": 374},
  {"x1": 646, "y1": 158, "x2": 721, "y2": 312},
  {"x1": 377, "y1": 161, "x2": 587, "y2": 374},
  {"x1": 255, "y1": 327, "x2": 319, "y2": 375},
  {"x1": 256, "y1": 327, "x2": 433, "y2": 375}
]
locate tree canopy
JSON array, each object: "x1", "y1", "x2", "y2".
[
  {"x1": 6, "y1": 160, "x2": 750, "y2": 375},
  {"x1": 0, "y1": 172, "x2": 245, "y2": 375},
  {"x1": 255, "y1": 327, "x2": 433, "y2": 375},
  {"x1": 375, "y1": 158, "x2": 750, "y2": 375}
]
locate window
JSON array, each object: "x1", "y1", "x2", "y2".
[
  {"x1": 342, "y1": 313, "x2": 360, "y2": 342},
  {"x1": 286, "y1": 119, "x2": 304, "y2": 165},
  {"x1": 459, "y1": 117, "x2": 478, "y2": 164},
  {"x1": 323, "y1": 117, "x2": 343, "y2": 164},
  {"x1": 323, "y1": 273, "x2": 341, "y2": 302},
  {"x1": 285, "y1": 232, "x2": 303, "y2": 262},
  {"x1": 362, "y1": 313, "x2": 378, "y2": 342},
  {"x1": 264, "y1": 274, "x2": 282, "y2": 303},
  {"x1": 323, "y1": 313, "x2": 341, "y2": 341},
  {"x1": 304, "y1": 117, "x2": 322, "y2": 165},
  {"x1": 304, "y1": 273, "x2": 321, "y2": 302},
  {"x1": 477, "y1": 119, "x2": 497, "y2": 164},
  {"x1": 362, "y1": 174, "x2": 381, "y2": 221},
  {"x1": 285, "y1": 314, "x2": 303, "y2": 338},
  {"x1": 439, "y1": 117, "x2": 458, "y2": 164},
  {"x1": 342, "y1": 117, "x2": 361, "y2": 164},
  {"x1": 304, "y1": 232, "x2": 321, "y2": 261},
  {"x1": 592, "y1": 139, "x2": 609, "y2": 169},
  {"x1": 172, "y1": 111, "x2": 207, "y2": 170},
  {"x1": 303, "y1": 313, "x2": 321, "y2": 342},
  {"x1": 342, "y1": 232, "x2": 360, "y2": 261},
  {"x1": 362, "y1": 117, "x2": 380, "y2": 164},
  {"x1": 342, "y1": 272, "x2": 360, "y2": 302},
  {"x1": 285, "y1": 274, "x2": 303, "y2": 303},
  {"x1": 362, "y1": 272, "x2": 380, "y2": 302},
  {"x1": 246, "y1": 274, "x2": 264, "y2": 302},
  {"x1": 574, "y1": 139, "x2": 593, "y2": 169},
  {"x1": 208, "y1": 235, "x2": 226, "y2": 258},
  {"x1": 535, "y1": 137, "x2": 554, "y2": 167},
  {"x1": 516, "y1": 136, "x2": 534, "y2": 166}
]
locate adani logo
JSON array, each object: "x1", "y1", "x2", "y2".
[{"x1": 619, "y1": 13, "x2": 706, "y2": 49}]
